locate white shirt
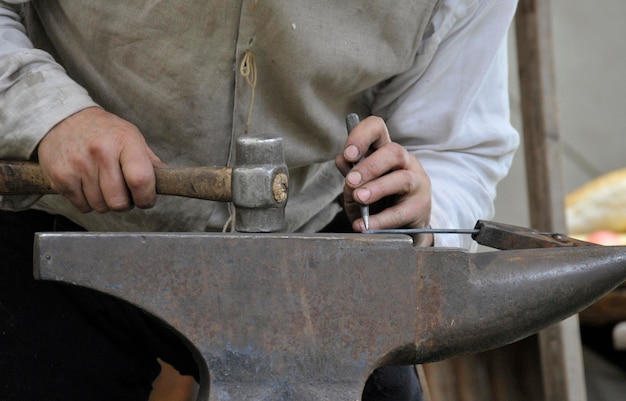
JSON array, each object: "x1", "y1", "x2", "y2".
[{"x1": 0, "y1": 0, "x2": 519, "y2": 249}]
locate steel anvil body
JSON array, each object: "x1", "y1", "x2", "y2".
[{"x1": 34, "y1": 230, "x2": 626, "y2": 401}]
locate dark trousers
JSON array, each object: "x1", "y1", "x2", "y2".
[
  {"x1": 0, "y1": 210, "x2": 198, "y2": 401},
  {"x1": 0, "y1": 209, "x2": 422, "y2": 401}
]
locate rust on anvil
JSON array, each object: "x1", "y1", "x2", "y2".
[
  {"x1": 472, "y1": 219, "x2": 595, "y2": 250},
  {"x1": 0, "y1": 161, "x2": 55, "y2": 195},
  {"x1": 34, "y1": 231, "x2": 626, "y2": 401}
]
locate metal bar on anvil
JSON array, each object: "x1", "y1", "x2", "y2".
[{"x1": 34, "y1": 232, "x2": 626, "y2": 401}]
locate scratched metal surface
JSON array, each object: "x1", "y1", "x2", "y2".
[
  {"x1": 34, "y1": 233, "x2": 626, "y2": 401},
  {"x1": 35, "y1": 233, "x2": 418, "y2": 401}
]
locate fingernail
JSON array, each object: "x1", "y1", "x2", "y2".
[
  {"x1": 358, "y1": 220, "x2": 367, "y2": 232},
  {"x1": 346, "y1": 171, "x2": 362, "y2": 186},
  {"x1": 344, "y1": 145, "x2": 359, "y2": 160},
  {"x1": 356, "y1": 188, "x2": 371, "y2": 202}
]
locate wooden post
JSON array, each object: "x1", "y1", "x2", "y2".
[
  {"x1": 423, "y1": 3, "x2": 588, "y2": 401},
  {"x1": 515, "y1": 1, "x2": 587, "y2": 400}
]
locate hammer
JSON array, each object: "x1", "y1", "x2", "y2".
[{"x1": 0, "y1": 136, "x2": 289, "y2": 232}]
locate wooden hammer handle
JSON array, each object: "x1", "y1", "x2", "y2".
[
  {"x1": 0, "y1": 160, "x2": 232, "y2": 202},
  {"x1": 155, "y1": 165, "x2": 232, "y2": 202}
]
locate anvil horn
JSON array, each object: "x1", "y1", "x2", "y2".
[{"x1": 34, "y1": 232, "x2": 626, "y2": 400}]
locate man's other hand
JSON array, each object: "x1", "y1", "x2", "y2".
[{"x1": 335, "y1": 116, "x2": 433, "y2": 245}]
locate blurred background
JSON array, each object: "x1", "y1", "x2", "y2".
[
  {"x1": 495, "y1": 1, "x2": 626, "y2": 400},
  {"x1": 498, "y1": 0, "x2": 626, "y2": 226}
]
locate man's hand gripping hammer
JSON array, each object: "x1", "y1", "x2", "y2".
[{"x1": 0, "y1": 136, "x2": 289, "y2": 232}]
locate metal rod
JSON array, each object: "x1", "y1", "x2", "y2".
[{"x1": 365, "y1": 228, "x2": 481, "y2": 235}]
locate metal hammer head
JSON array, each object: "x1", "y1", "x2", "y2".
[
  {"x1": 0, "y1": 136, "x2": 289, "y2": 233},
  {"x1": 232, "y1": 136, "x2": 289, "y2": 233}
]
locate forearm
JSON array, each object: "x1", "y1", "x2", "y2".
[{"x1": 0, "y1": 1, "x2": 97, "y2": 159}]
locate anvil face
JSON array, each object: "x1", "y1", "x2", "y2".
[{"x1": 34, "y1": 232, "x2": 626, "y2": 401}]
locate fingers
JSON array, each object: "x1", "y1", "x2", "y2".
[
  {"x1": 119, "y1": 143, "x2": 158, "y2": 209},
  {"x1": 51, "y1": 162, "x2": 100, "y2": 214},
  {"x1": 343, "y1": 116, "x2": 391, "y2": 161},
  {"x1": 336, "y1": 115, "x2": 432, "y2": 232},
  {"x1": 346, "y1": 141, "x2": 412, "y2": 188},
  {"x1": 97, "y1": 156, "x2": 132, "y2": 212},
  {"x1": 337, "y1": 116, "x2": 391, "y2": 169},
  {"x1": 349, "y1": 164, "x2": 431, "y2": 232},
  {"x1": 364, "y1": 170, "x2": 431, "y2": 229},
  {"x1": 37, "y1": 107, "x2": 159, "y2": 214}
]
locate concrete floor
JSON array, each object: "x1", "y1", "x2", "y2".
[{"x1": 494, "y1": 2, "x2": 626, "y2": 400}]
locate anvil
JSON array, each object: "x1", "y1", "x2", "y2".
[{"x1": 34, "y1": 221, "x2": 626, "y2": 400}]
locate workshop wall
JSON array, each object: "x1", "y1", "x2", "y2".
[
  {"x1": 493, "y1": 2, "x2": 626, "y2": 401},
  {"x1": 495, "y1": 0, "x2": 626, "y2": 228}
]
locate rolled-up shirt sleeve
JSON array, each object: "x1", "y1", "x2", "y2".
[
  {"x1": 0, "y1": 1, "x2": 97, "y2": 159},
  {"x1": 373, "y1": 0, "x2": 520, "y2": 249}
]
